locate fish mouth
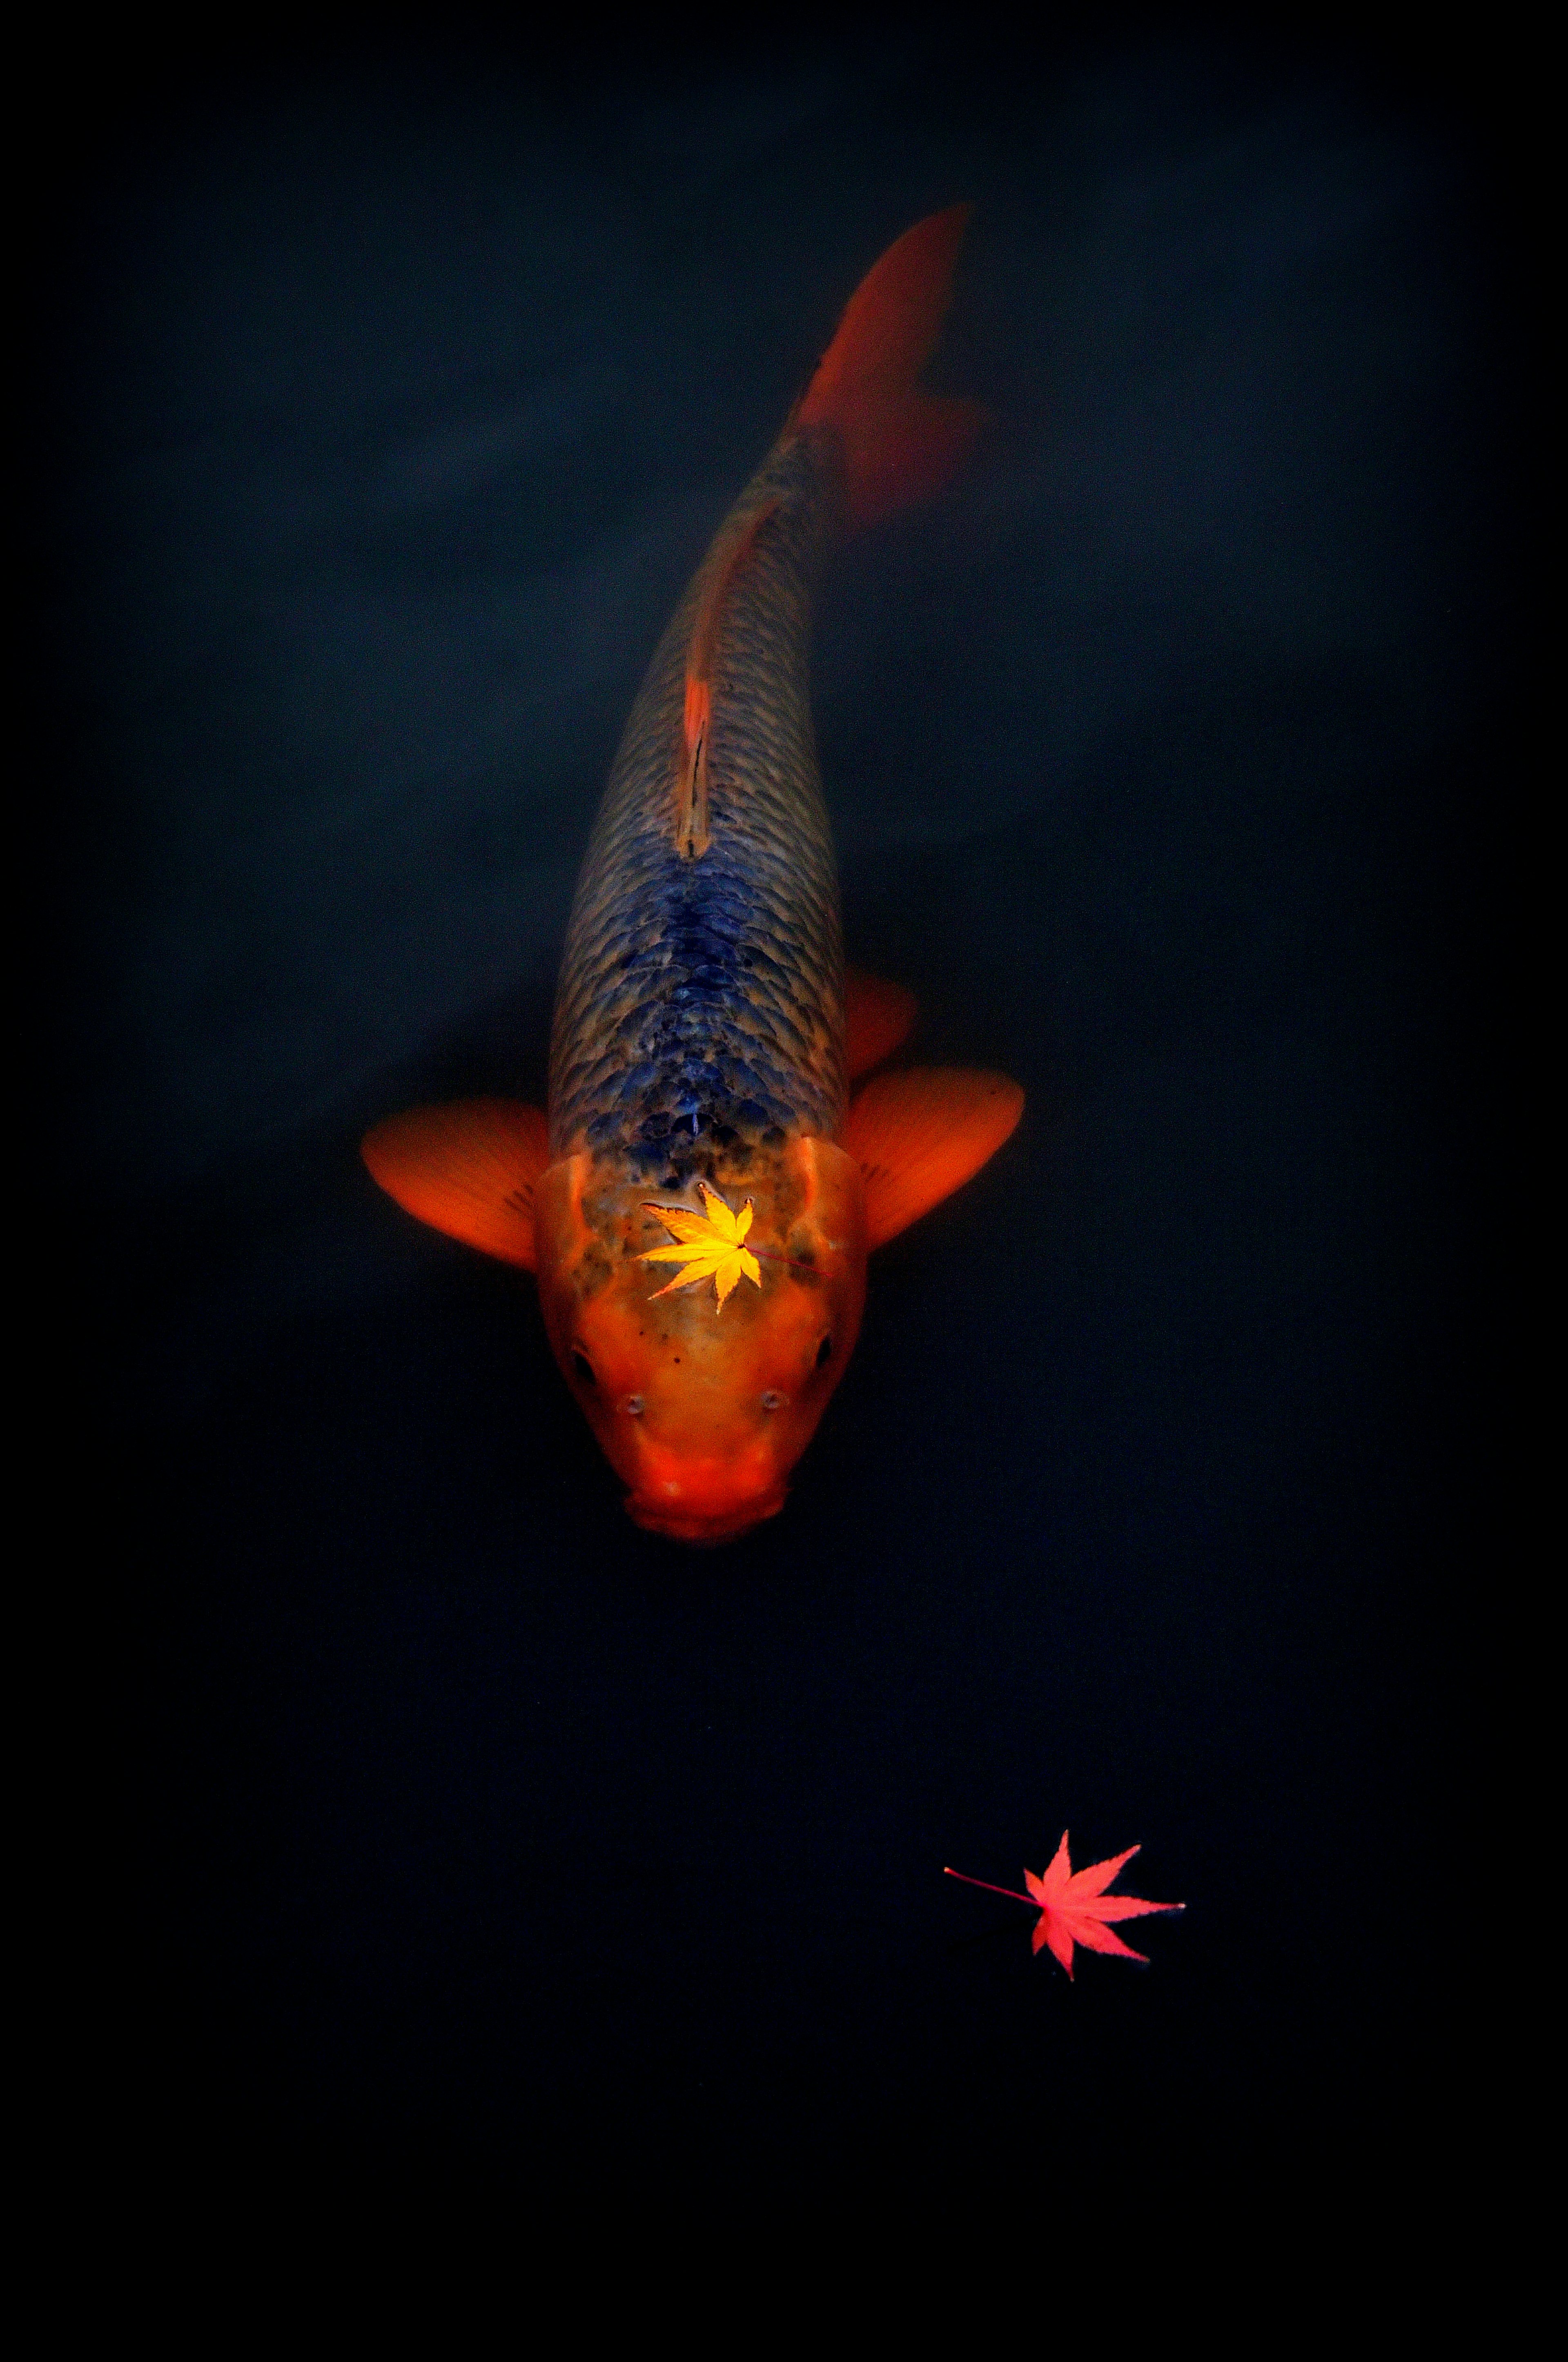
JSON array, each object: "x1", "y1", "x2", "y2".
[{"x1": 624, "y1": 1485, "x2": 788, "y2": 1547}]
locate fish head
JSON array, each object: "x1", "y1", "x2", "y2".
[{"x1": 534, "y1": 1138, "x2": 867, "y2": 1543}]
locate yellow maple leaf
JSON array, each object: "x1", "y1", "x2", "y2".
[{"x1": 639, "y1": 1180, "x2": 763, "y2": 1311}]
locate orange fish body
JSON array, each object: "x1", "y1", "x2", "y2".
[{"x1": 364, "y1": 210, "x2": 1023, "y2": 1542}]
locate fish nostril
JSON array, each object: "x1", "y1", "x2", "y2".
[
  {"x1": 815, "y1": 1334, "x2": 833, "y2": 1369},
  {"x1": 624, "y1": 1394, "x2": 644, "y2": 1416},
  {"x1": 572, "y1": 1349, "x2": 596, "y2": 1387},
  {"x1": 760, "y1": 1390, "x2": 786, "y2": 1412}
]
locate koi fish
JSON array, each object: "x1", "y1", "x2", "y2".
[{"x1": 363, "y1": 209, "x2": 1023, "y2": 1542}]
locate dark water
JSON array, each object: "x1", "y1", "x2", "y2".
[{"x1": 39, "y1": 24, "x2": 1508, "y2": 2198}]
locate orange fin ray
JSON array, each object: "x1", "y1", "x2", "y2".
[
  {"x1": 841, "y1": 1066, "x2": 1023, "y2": 1249},
  {"x1": 844, "y1": 966, "x2": 919, "y2": 1079},
  {"x1": 361, "y1": 1099, "x2": 551, "y2": 1270},
  {"x1": 795, "y1": 205, "x2": 985, "y2": 529}
]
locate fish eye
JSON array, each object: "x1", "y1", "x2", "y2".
[
  {"x1": 624, "y1": 1394, "x2": 644, "y2": 1416},
  {"x1": 815, "y1": 1334, "x2": 833, "y2": 1369},
  {"x1": 571, "y1": 1349, "x2": 597, "y2": 1387},
  {"x1": 760, "y1": 1389, "x2": 786, "y2": 1413}
]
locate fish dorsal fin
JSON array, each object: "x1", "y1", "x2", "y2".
[
  {"x1": 678, "y1": 495, "x2": 781, "y2": 859},
  {"x1": 361, "y1": 1098, "x2": 551, "y2": 1270},
  {"x1": 841, "y1": 1067, "x2": 1023, "y2": 1249},
  {"x1": 845, "y1": 966, "x2": 918, "y2": 1078}
]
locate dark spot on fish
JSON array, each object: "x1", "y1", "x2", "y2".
[{"x1": 575, "y1": 1243, "x2": 615, "y2": 1298}]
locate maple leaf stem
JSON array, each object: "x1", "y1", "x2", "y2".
[{"x1": 942, "y1": 1867, "x2": 1036, "y2": 1908}]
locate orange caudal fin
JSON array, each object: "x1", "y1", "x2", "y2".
[
  {"x1": 795, "y1": 206, "x2": 986, "y2": 529},
  {"x1": 841, "y1": 1067, "x2": 1023, "y2": 1249},
  {"x1": 845, "y1": 966, "x2": 919, "y2": 1079},
  {"x1": 361, "y1": 1099, "x2": 551, "y2": 1269}
]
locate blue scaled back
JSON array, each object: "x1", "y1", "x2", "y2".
[{"x1": 548, "y1": 428, "x2": 849, "y2": 1182}]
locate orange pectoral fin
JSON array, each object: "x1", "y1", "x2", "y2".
[
  {"x1": 361, "y1": 1098, "x2": 550, "y2": 1269},
  {"x1": 841, "y1": 1067, "x2": 1024, "y2": 1249},
  {"x1": 844, "y1": 966, "x2": 918, "y2": 1079}
]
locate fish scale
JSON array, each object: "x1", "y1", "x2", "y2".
[{"x1": 548, "y1": 428, "x2": 848, "y2": 1177}]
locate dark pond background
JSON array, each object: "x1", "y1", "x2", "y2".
[{"x1": 37, "y1": 19, "x2": 1511, "y2": 2196}]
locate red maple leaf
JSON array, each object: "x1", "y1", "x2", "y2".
[{"x1": 944, "y1": 1833, "x2": 1183, "y2": 1978}]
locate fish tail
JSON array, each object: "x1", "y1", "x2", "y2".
[{"x1": 794, "y1": 205, "x2": 984, "y2": 530}]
